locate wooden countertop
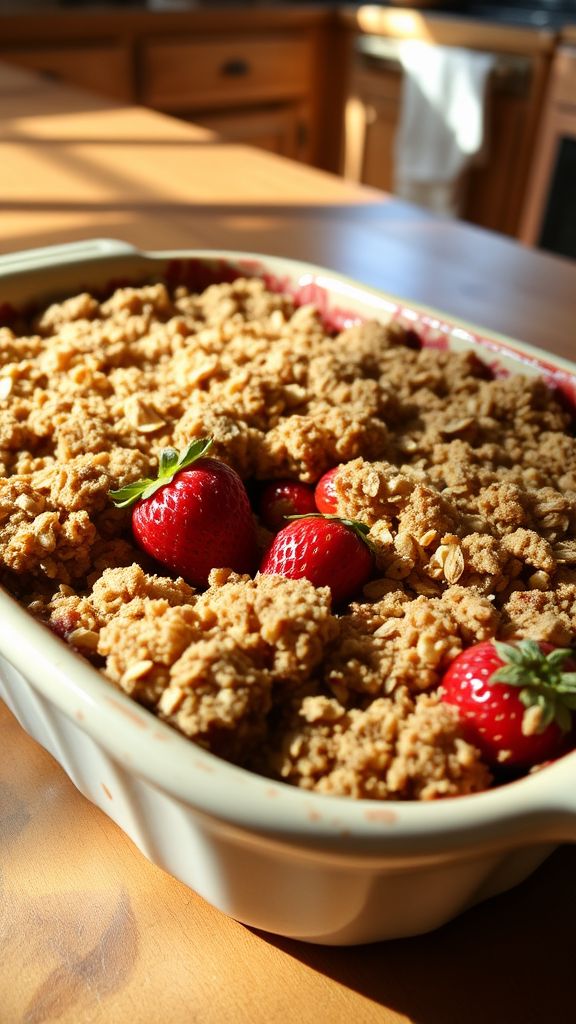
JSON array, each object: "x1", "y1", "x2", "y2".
[
  {"x1": 2, "y1": 62, "x2": 575, "y2": 354},
  {"x1": 1, "y1": 62, "x2": 576, "y2": 1024},
  {"x1": 0, "y1": 2, "x2": 561, "y2": 52},
  {"x1": 0, "y1": 2, "x2": 333, "y2": 34},
  {"x1": 340, "y1": 4, "x2": 558, "y2": 53}
]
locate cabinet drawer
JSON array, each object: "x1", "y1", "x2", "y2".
[
  {"x1": 141, "y1": 33, "x2": 313, "y2": 111},
  {"x1": 0, "y1": 45, "x2": 132, "y2": 102}
]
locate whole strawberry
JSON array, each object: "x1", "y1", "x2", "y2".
[
  {"x1": 441, "y1": 639, "x2": 576, "y2": 769},
  {"x1": 258, "y1": 479, "x2": 316, "y2": 532},
  {"x1": 109, "y1": 438, "x2": 258, "y2": 587},
  {"x1": 259, "y1": 514, "x2": 373, "y2": 606},
  {"x1": 314, "y1": 466, "x2": 340, "y2": 515}
]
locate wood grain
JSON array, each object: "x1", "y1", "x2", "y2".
[
  {"x1": 0, "y1": 70, "x2": 575, "y2": 357},
  {"x1": 1, "y1": 699, "x2": 575, "y2": 1024}
]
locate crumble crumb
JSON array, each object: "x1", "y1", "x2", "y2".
[
  {"x1": 258, "y1": 689, "x2": 490, "y2": 800},
  {"x1": 3, "y1": 275, "x2": 575, "y2": 800}
]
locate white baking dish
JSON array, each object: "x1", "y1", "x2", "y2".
[{"x1": 0, "y1": 238, "x2": 575, "y2": 946}]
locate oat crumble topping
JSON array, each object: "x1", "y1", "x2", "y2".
[{"x1": 2, "y1": 276, "x2": 575, "y2": 800}]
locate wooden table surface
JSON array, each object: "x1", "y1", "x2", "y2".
[{"x1": 1, "y1": 62, "x2": 576, "y2": 1024}]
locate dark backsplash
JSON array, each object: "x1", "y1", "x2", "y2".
[
  {"x1": 455, "y1": 0, "x2": 576, "y2": 27},
  {"x1": 12, "y1": 0, "x2": 576, "y2": 29}
]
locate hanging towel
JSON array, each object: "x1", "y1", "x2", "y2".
[{"x1": 394, "y1": 41, "x2": 496, "y2": 217}]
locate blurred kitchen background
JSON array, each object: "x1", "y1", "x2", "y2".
[{"x1": 0, "y1": 0, "x2": 574, "y2": 261}]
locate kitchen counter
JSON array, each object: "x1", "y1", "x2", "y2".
[
  {"x1": 341, "y1": 2, "x2": 559, "y2": 49},
  {"x1": 0, "y1": 3, "x2": 561, "y2": 55},
  {"x1": 0, "y1": 1, "x2": 565, "y2": 198},
  {"x1": 1, "y1": 60, "x2": 576, "y2": 1024}
]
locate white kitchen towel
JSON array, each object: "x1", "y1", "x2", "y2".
[{"x1": 394, "y1": 41, "x2": 496, "y2": 217}]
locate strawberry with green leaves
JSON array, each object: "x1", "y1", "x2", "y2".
[
  {"x1": 259, "y1": 513, "x2": 373, "y2": 606},
  {"x1": 110, "y1": 438, "x2": 258, "y2": 588},
  {"x1": 441, "y1": 639, "x2": 576, "y2": 769}
]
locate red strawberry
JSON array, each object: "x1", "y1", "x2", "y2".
[
  {"x1": 109, "y1": 438, "x2": 258, "y2": 587},
  {"x1": 441, "y1": 639, "x2": 576, "y2": 769},
  {"x1": 314, "y1": 466, "x2": 340, "y2": 515},
  {"x1": 258, "y1": 479, "x2": 316, "y2": 532},
  {"x1": 259, "y1": 514, "x2": 373, "y2": 606}
]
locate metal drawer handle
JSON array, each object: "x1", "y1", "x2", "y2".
[{"x1": 220, "y1": 58, "x2": 250, "y2": 77}]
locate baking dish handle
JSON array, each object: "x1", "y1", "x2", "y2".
[{"x1": 0, "y1": 238, "x2": 139, "y2": 273}]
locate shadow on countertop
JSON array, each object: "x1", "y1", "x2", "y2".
[{"x1": 256, "y1": 844, "x2": 576, "y2": 1024}]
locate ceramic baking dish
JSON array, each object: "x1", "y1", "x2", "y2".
[{"x1": 0, "y1": 238, "x2": 575, "y2": 946}]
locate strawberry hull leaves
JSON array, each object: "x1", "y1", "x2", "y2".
[
  {"x1": 109, "y1": 437, "x2": 213, "y2": 508},
  {"x1": 441, "y1": 639, "x2": 576, "y2": 769},
  {"x1": 109, "y1": 437, "x2": 258, "y2": 588},
  {"x1": 491, "y1": 640, "x2": 576, "y2": 733}
]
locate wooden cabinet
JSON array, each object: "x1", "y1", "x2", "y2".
[
  {"x1": 342, "y1": 58, "x2": 400, "y2": 194},
  {"x1": 340, "y1": 23, "x2": 553, "y2": 239},
  {"x1": 0, "y1": 5, "x2": 563, "y2": 213},
  {"x1": 520, "y1": 44, "x2": 576, "y2": 257},
  {"x1": 141, "y1": 33, "x2": 313, "y2": 111},
  {"x1": 191, "y1": 103, "x2": 312, "y2": 162},
  {"x1": 0, "y1": 8, "x2": 327, "y2": 167},
  {"x1": 140, "y1": 30, "x2": 316, "y2": 162},
  {"x1": 0, "y1": 43, "x2": 132, "y2": 102}
]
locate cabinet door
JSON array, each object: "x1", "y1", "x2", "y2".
[
  {"x1": 464, "y1": 56, "x2": 541, "y2": 237},
  {"x1": 520, "y1": 46, "x2": 576, "y2": 247},
  {"x1": 0, "y1": 45, "x2": 133, "y2": 102},
  {"x1": 193, "y1": 103, "x2": 312, "y2": 162},
  {"x1": 342, "y1": 63, "x2": 401, "y2": 193},
  {"x1": 342, "y1": 48, "x2": 546, "y2": 239}
]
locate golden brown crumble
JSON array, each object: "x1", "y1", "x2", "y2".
[{"x1": 2, "y1": 275, "x2": 575, "y2": 801}]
